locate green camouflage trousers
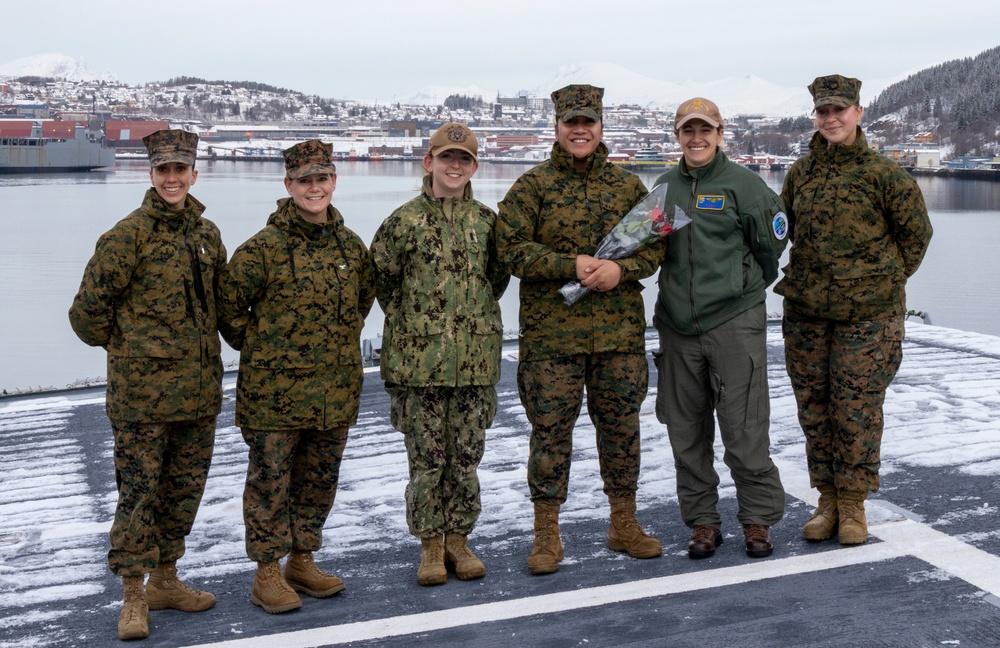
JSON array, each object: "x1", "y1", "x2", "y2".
[
  {"x1": 782, "y1": 314, "x2": 904, "y2": 493},
  {"x1": 108, "y1": 416, "x2": 215, "y2": 576},
  {"x1": 241, "y1": 426, "x2": 349, "y2": 562},
  {"x1": 517, "y1": 352, "x2": 647, "y2": 504},
  {"x1": 387, "y1": 384, "x2": 495, "y2": 538}
]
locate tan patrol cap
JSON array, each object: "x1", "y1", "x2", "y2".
[
  {"x1": 674, "y1": 97, "x2": 723, "y2": 131},
  {"x1": 428, "y1": 123, "x2": 478, "y2": 161}
]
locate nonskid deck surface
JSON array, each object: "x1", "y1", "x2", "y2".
[{"x1": 2, "y1": 324, "x2": 1000, "y2": 647}]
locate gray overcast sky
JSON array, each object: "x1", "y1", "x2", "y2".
[{"x1": 3, "y1": 0, "x2": 998, "y2": 102}]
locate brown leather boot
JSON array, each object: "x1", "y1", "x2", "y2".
[
  {"x1": 838, "y1": 490, "x2": 869, "y2": 545},
  {"x1": 118, "y1": 575, "x2": 149, "y2": 641},
  {"x1": 688, "y1": 525, "x2": 722, "y2": 559},
  {"x1": 417, "y1": 536, "x2": 447, "y2": 586},
  {"x1": 527, "y1": 502, "x2": 563, "y2": 575},
  {"x1": 608, "y1": 495, "x2": 662, "y2": 559},
  {"x1": 803, "y1": 484, "x2": 839, "y2": 541},
  {"x1": 251, "y1": 561, "x2": 302, "y2": 614},
  {"x1": 743, "y1": 524, "x2": 773, "y2": 558},
  {"x1": 284, "y1": 551, "x2": 346, "y2": 598},
  {"x1": 146, "y1": 560, "x2": 216, "y2": 612},
  {"x1": 444, "y1": 534, "x2": 486, "y2": 580}
]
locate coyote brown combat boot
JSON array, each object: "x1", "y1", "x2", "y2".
[
  {"x1": 837, "y1": 490, "x2": 869, "y2": 545},
  {"x1": 444, "y1": 533, "x2": 486, "y2": 580},
  {"x1": 418, "y1": 536, "x2": 447, "y2": 586},
  {"x1": 146, "y1": 560, "x2": 216, "y2": 612},
  {"x1": 608, "y1": 495, "x2": 662, "y2": 559},
  {"x1": 284, "y1": 551, "x2": 346, "y2": 598},
  {"x1": 251, "y1": 561, "x2": 302, "y2": 614},
  {"x1": 803, "y1": 484, "x2": 839, "y2": 541},
  {"x1": 118, "y1": 574, "x2": 149, "y2": 641},
  {"x1": 527, "y1": 502, "x2": 563, "y2": 575}
]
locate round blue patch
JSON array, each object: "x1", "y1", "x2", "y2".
[{"x1": 772, "y1": 212, "x2": 788, "y2": 240}]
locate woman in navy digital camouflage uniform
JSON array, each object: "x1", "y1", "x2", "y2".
[{"x1": 371, "y1": 123, "x2": 508, "y2": 586}]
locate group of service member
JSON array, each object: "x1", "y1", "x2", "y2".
[{"x1": 68, "y1": 73, "x2": 932, "y2": 642}]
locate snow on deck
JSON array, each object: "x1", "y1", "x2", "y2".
[{"x1": 1, "y1": 323, "x2": 999, "y2": 646}]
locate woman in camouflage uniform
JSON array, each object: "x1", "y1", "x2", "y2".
[
  {"x1": 221, "y1": 140, "x2": 374, "y2": 613},
  {"x1": 777, "y1": 75, "x2": 933, "y2": 545},
  {"x1": 69, "y1": 130, "x2": 222, "y2": 641},
  {"x1": 371, "y1": 123, "x2": 509, "y2": 586},
  {"x1": 497, "y1": 84, "x2": 663, "y2": 575}
]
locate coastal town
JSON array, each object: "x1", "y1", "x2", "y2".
[
  {"x1": 4, "y1": 73, "x2": 997, "y2": 175},
  {"x1": 3, "y1": 36, "x2": 1000, "y2": 646}
]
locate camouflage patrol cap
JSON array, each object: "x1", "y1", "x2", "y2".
[
  {"x1": 428, "y1": 122, "x2": 478, "y2": 161},
  {"x1": 143, "y1": 129, "x2": 198, "y2": 166},
  {"x1": 283, "y1": 139, "x2": 336, "y2": 179},
  {"x1": 551, "y1": 84, "x2": 604, "y2": 122},
  {"x1": 674, "y1": 97, "x2": 724, "y2": 131},
  {"x1": 809, "y1": 74, "x2": 862, "y2": 109}
]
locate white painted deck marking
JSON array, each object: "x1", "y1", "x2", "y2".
[{"x1": 187, "y1": 458, "x2": 1000, "y2": 648}]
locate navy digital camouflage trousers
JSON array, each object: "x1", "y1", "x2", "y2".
[
  {"x1": 386, "y1": 384, "x2": 495, "y2": 538},
  {"x1": 517, "y1": 352, "x2": 647, "y2": 505},
  {"x1": 108, "y1": 416, "x2": 215, "y2": 576},
  {"x1": 241, "y1": 426, "x2": 349, "y2": 562},
  {"x1": 782, "y1": 314, "x2": 904, "y2": 493}
]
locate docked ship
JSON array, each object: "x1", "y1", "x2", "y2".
[
  {"x1": 0, "y1": 121, "x2": 116, "y2": 173},
  {"x1": 611, "y1": 148, "x2": 676, "y2": 170}
]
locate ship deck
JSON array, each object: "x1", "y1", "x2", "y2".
[{"x1": 2, "y1": 323, "x2": 1000, "y2": 647}]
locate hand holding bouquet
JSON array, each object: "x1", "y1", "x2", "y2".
[{"x1": 559, "y1": 183, "x2": 691, "y2": 305}]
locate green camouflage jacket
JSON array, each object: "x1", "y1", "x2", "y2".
[
  {"x1": 372, "y1": 175, "x2": 509, "y2": 386},
  {"x1": 69, "y1": 188, "x2": 225, "y2": 423},
  {"x1": 776, "y1": 129, "x2": 933, "y2": 321},
  {"x1": 221, "y1": 199, "x2": 375, "y2": 430},
  {"x1": 653, "y1": 149, "x2": 788, "y2": 336},
  {"x1": 497, "y1": 142, "x2": 658, "y2": 361}
]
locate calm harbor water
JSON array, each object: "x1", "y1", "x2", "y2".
[{"x1": 1, "y1": 160, "x2": 998, "y2": 392}]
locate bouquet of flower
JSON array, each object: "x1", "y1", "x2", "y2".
[{"x1": 559, "y1": 182, "x2": 691, "y2": 305}]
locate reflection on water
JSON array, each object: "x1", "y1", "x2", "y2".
[
  {"x1": 1, "y1": 161, "x2": 998, "y2": 390},
  {"x1": 917, "y1": 175, "x2": 1000, "y2": 211}
]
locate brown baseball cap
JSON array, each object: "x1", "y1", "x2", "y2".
[
  {"x1": 674, "y1": 97, "x2": 724, "y2": 131},
  {"x1": 283, "y1": 139, "x2": 336, "y2": 179},
  {"x1": 809, "y1": 74, "x2": 862, "y2": 109},
  {"x1": 427, "y1": 123, "x2": 478, "y2": 161},
  {"x1": 551, "y1": 84, "x2": 604, "y2": 122},
  {"x1": 143, "y1": 129, "x2": 198, "y2": 166}
]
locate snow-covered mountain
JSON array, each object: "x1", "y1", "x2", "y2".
[
  {"x1": 0, "y1": 54, "x2": 887, "y2": 118},
  {"x1": 0, "y1": 53, "x2": 117, "y2": 83},
  {"x1": 396, "y1": 84, "x2": 494, "y2": 107},
  {"x1": 541, "y1": 61, "x2": 814, "y2": 117},
  {"x1": 396, "y1": 62, "x2": 900, "y2": 118},
  {"x1": 388, "y1": 61, "x2": 816, "y2": 117}
]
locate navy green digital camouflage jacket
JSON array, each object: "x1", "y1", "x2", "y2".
[
  {"x1": 69, "y1": 188, "x2": 225, "y2": 423},
  {"x1": 372, "y1": 175, "x2": 509, "y2": 387},
  {"x1": 776, "y1": 129, "x2": 933, "y2": 321},
  {"x1": 497, "y1": 142, "x2": 659, "y2": 361},
  {"x1": 221, "y1": 199, "x2": 375, "y2": 430}
]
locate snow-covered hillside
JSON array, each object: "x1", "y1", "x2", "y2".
[{"x1": 0, "y1": 53, "x2": 117, "y2": 83}]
